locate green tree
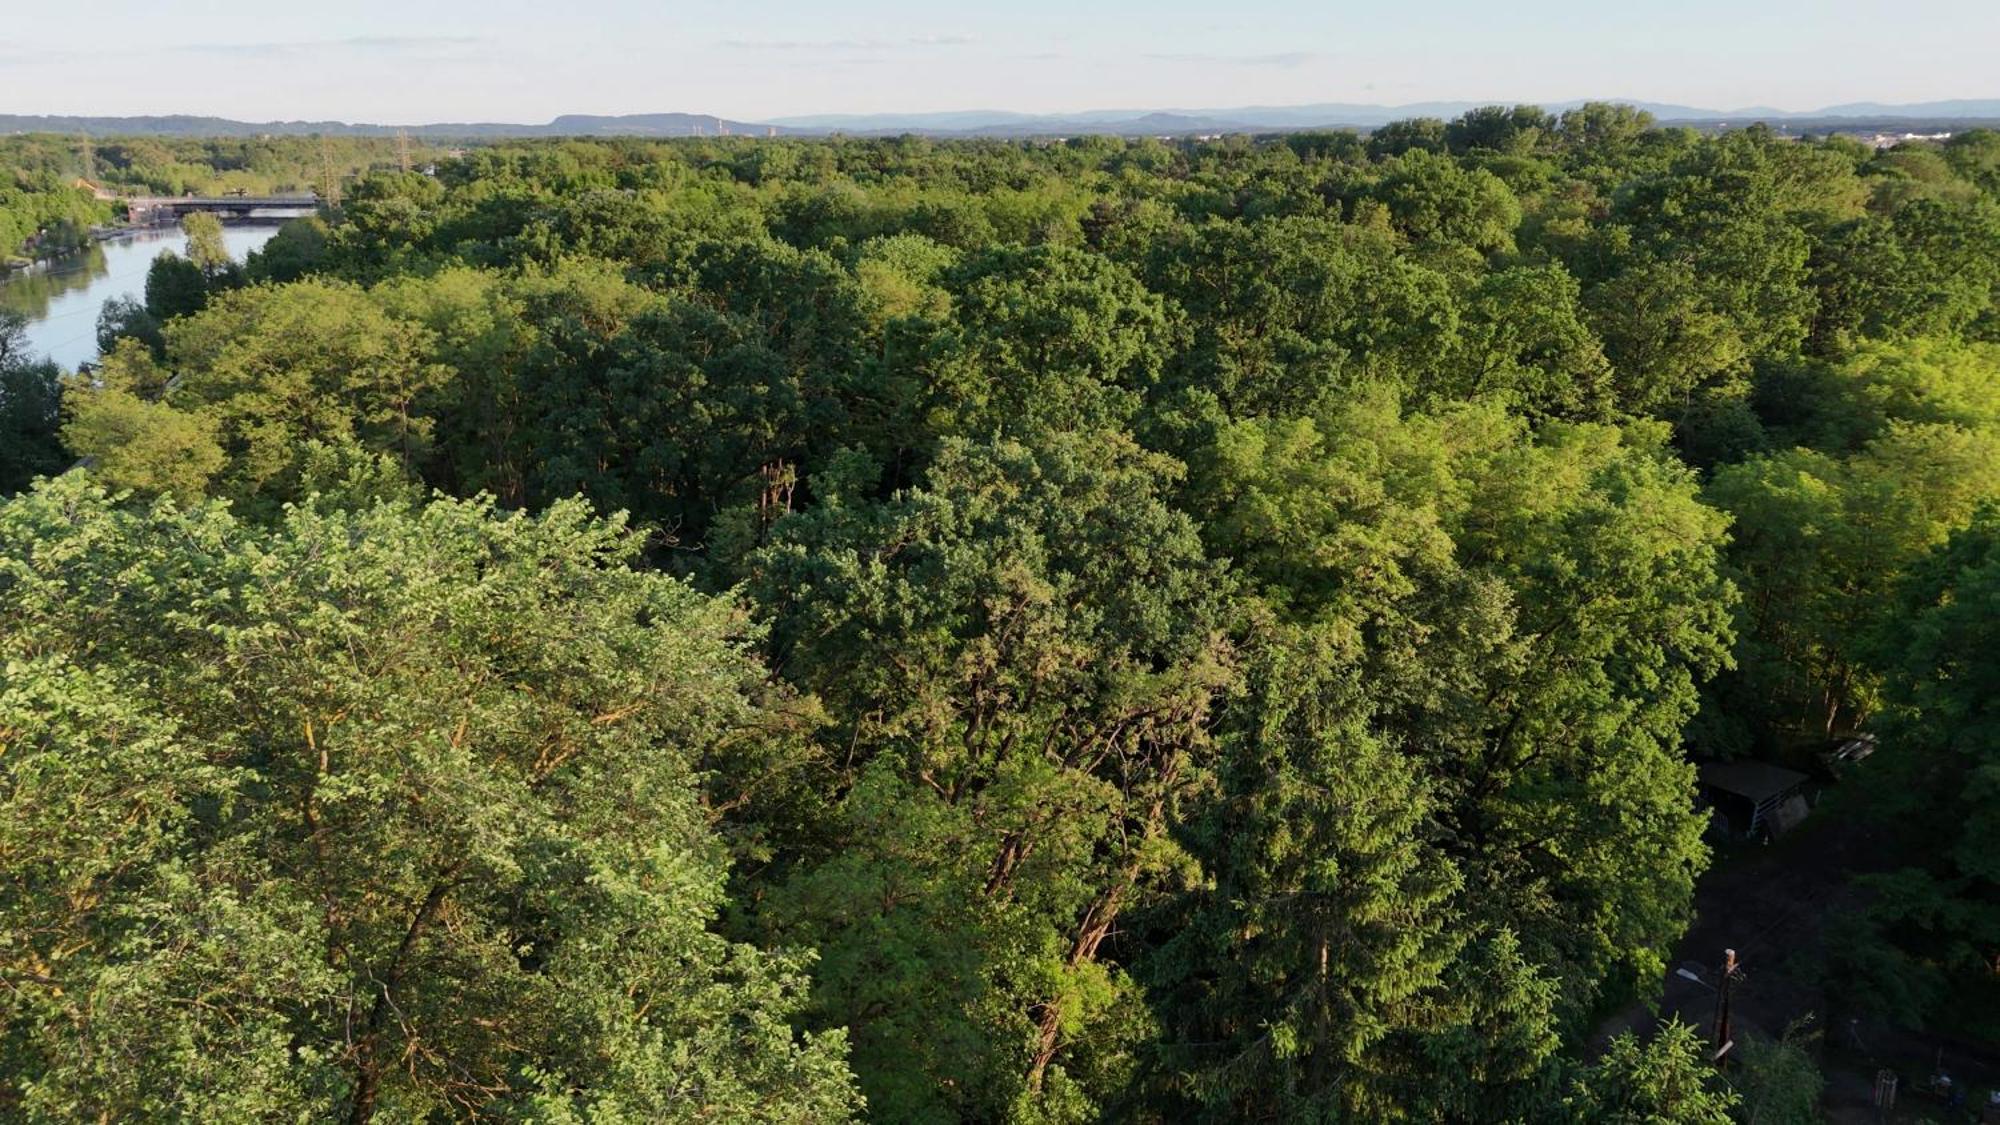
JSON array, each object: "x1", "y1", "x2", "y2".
[
  {"x1": 1446, "y1": 263, "x2": 1613, "y2": 418},
  {"x1": 1144, "y1": 620, "x2": 1472, "y2": 1121},
  {"x1": 1370, "y1": 148, "x2": 1523, "y2": 253},
  {"x1": 1730, "y1": 1020, "x2": 1823, "y2": 1125},
  {"x1": 1821, "y1": 511, "x2": 2000, "y2": 1035},
  {"x1": 920, "y1": 244, "x2": 1172, "y2": 437},
  {"x1": 93, "y1": 294, "x2": 165, "y2": 359},
  {"x1": 1708, "y1": 418, "x2": 2000, "y2": 740},
  {"x1": 0, "y1": 309, "x2": 68, "y2": 493},
  {"x1": 1566, "y1": 1021, "x2": 1739, "y2": 1124},
  {"x1": 80, "y1": 279, "x2": 453, "y2": 508},
  {"x1": 1368, "y1": 117, "x2": 1448, "y2": 159},
  {"x1": 1141, "y1": 216, "x2": 1458, "y2": 419},
  {"x1": 1201, "y1": 402, "x2": 1737, "y2": 1018},
  {"x1": 180, "y1": 210, "x2": 231, "y2": 276},
  {"x1": 247, "y1": 213, "x2": 332, "y2": 283},
  {"x1": 142, "y1": 249, "x2": 209, "y2": 321},
  {"x1": 747, "y1": 431, "x2": 1234, "y2": 1122},
  {"x1": 0, "y1": 476, "x2": 860, "y2": 1122},
  {"x1": 1446, "y1": 104, "x2": 1557, "y2": 156}
]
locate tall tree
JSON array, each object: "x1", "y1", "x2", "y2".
[
  {"x1": 0, "y1": 477, "x2": 860, "y2": 1122},
  {"x1": 746, "y1": 431, "x2": 1234, "y2": 1122}
]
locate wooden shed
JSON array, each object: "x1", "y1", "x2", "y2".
[{"x1": 1699, "y1": 760, "x2": 1811, "y2": 840}]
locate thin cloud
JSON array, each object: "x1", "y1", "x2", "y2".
[
  {"x1": 721, "y1": 35, "x2": 975, "y2": 51},
  {"x1": 1146, "y1": 50, "x2": 1322, "y2": 68},
  {"x1": 169, "y1": 36, "x2": 484, "y2": 57},
  {"x1": 0, "y1": 41, "x2": 82, "y2": 66}
]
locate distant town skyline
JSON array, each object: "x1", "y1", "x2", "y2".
[{"x1": 6, "y1": 0, "x2": 1997, "y2": 124}]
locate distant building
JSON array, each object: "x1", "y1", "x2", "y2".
[{"x1": 1869, "y1": 131, "x2": 1954, "y2": 149}]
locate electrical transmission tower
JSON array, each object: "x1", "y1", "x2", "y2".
[
  {"x1": 397, "y1": 129, "x2": 412, "y2": 174},
  {"x1": 320, "y1": 137, "x2": 342, "y2": 208}
]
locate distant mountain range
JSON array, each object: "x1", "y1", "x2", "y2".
[
  {"x1": 0, "y1": 112, "x2": 789, "y2": 138},
  {"x1": 6, "y1": 99, "x2": 1999, "y2": 140},
  {"x1": 765, "y1": 99, "x2": 2000, "y2": 135}
]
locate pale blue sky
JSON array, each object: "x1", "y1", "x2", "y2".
[{"x1": 4, "y1": 0, "x2": 1995, "y2": 123}]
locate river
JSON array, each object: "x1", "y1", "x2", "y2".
[{"x1": 0, "y1": 223, "x2": 284, "y2": 371}]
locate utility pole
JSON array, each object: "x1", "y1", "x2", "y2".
[
  {"x1": 78, "y1": 132, "x2": 94, "y2": 181},
  {"x1": 396, "y1": 129, "x2": 412, "y2": 175},
  {"x1": 1712, "y1": 948, "x2": 1738, "y2": 1066}
]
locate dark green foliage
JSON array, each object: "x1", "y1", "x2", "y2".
[
  {"x1": 0, "y1": 309, "x2": 67, "y2": 492},
  {"x1": 1822, "y1": 512, "x2": 2000, "y2": 1036},
  {"x1": 1146, "y1": 622, "x2": 1470, "y2": 1121},
  {"x1": 142, "y1": 249, "x2": 208, "y2": 320},
  {"x1": 10, "y1": 117, "x2": 2000, "y2": 1123},
  {"x1": 246, "y1": 213, "x2": 332, "y2": 283},
  {"x1": 744, "y1": 432, "x2": 1233, "y2": 1121},
  {"x1": 93, "y1": 294, "x2": 164, "y2": 358}
]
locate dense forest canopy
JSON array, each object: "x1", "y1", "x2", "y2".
[{"x1": 3, "y1": 106, "x2": 1999, "y2": 1121}]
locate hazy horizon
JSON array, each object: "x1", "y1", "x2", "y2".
[{"x1": 6, "y1": 0, "x2": 1998, "y2": 124}]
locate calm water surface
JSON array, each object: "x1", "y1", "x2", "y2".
[{"x1": 0, "y1": 224, "x2": 282, "y2": 371}]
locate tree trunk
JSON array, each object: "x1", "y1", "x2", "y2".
[
  {"x1": 345, "y1": 871, "x2": 460, "y2": 1125},
  {"x1": 1025, "y1": 883, "x2": 1126, "y2": 1091}
]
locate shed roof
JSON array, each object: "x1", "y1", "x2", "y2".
[{"x1": 1699, "y1": 760, "x2": 1809, "y2": 803}]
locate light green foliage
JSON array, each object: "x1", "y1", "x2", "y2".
[
  {"x1": 0, "y1": 175, "x2": 110, "y2": 258},
  {"x1": 1371, "y1": 148, "x2": 1524, "y2": 253},
  {"x1": 59, "y1": 383, "x2": 225, "y2": 499},
  {"x1": 1198, "y1": 400, "x2": 1735, "y2": 1008},
  {"x1": 179, "y1": 210, "x2": 231, "y2": 274},
  {"x1": 147, "y1": 279, "x2": 446, "y2": 507},
  {"x1": 1775, "y1": 339, "x2": 2000, "y2": 451},
  {"x1": 852, "y1": 232, "x2": 956, "y2": 329},
  {"x1": 1709, "y1": 343, "x2": 2000, "y2": 738},
  {"x1": 0, "y1": 476, "x2": 860, "y2": 1122},
  {"x1": 1566, "y1": 1021, "x2": 1740, "y2": 1124}
]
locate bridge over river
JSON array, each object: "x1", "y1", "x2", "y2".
[{"x1": 125, "y1": 194, "x2": 320, "y2": 223}]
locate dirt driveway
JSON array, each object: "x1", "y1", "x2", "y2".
[{"x1": 1592, "y1": 805, "x2": 2000, "y2": 1121}]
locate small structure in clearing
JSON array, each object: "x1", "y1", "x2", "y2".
[{"x1": 1699, "y1": 760, "x2": 1812, "y2": 840}]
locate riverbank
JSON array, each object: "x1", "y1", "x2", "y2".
[
  {"x1": 4, "y1": 225, "x2": 137, "y2": 273},
  {"x1": 0, "y1": 222, "x2": 281, "y2": 369},
  {"x1": 7, "y1": 210, "x2": 305, "y2": 273}
]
